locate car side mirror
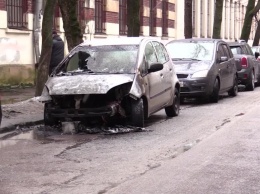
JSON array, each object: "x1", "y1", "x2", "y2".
[
  {"x1": 148, "y1": 63, "x2": 163, "y2": 73},
  {"x1": 255, "y1": 52, "x2": 259, "y2": 59},
  {"x1": 219, "y1": 56, "x2": 228, "y2": 63}
]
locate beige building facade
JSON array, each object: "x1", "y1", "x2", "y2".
[{"x1": 0, "y1": 0, "x2": 256, "y2": 86}]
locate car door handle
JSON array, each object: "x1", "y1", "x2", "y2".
[{"x1": 160, "y1": 73, "x2": 163, "y2": 77}]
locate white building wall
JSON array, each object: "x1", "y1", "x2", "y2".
[
  {"x1": 175, "y1": 0, "x2": 253, "y2": 43},
  {"x1": 0, "y1": 10, "x2": 34, "y2": 66}
]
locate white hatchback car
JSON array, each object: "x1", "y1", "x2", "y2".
[{"x1": 41, "y1": 37, "x2": 180, "y2": 127}]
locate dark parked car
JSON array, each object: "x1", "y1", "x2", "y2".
[
  {"x1": 41, "y1": 37, "x2": 180, "y2": 128},
  {"x1": 166, "y1": 38, "x2": 238, "y2": 102},
  {"x1": 228, "y1": 41, "x2": 260, "y2": 91}
]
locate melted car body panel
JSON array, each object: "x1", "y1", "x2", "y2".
[{"x1": 46, "y1": 74, "x2": 135, "y2": 95}]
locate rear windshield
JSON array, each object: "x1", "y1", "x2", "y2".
[
  {"x1": 57, "y1": 45, "x2": 139, "y2": 74},
  {"x1": 166, "y1": 42, "x2": 215, "y2": 61},
  {"x1": 230, "y1": 46, "x2": 242, "y2": 54}
]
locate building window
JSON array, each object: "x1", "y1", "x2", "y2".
[
  {"x1": 6, "y1": 0, "x2": 28, "y2": 29},
  {"x1": 139, "y1": 0, "x2": 144, "y2": 35},
  {"x1": 95, "y1": 0, "x2": 106, "y2": 34},
  {"x1": 119, "y1": 0, "x2": 127, "y2": 35},
  {"x1": 207, "y1": 0, "x2": 210, "y2": 37},
  {"x1": 53, "y1": 5, "x2": 60, "y2": 31},
  {"x1": 192, "y1": 0, "x2": 196, "y2": 36},
  {"x1": 149, "y1": 0, "x2": 157, "y2": 36},
  {"x1": 162, "y1": 0, "x2": 168, "y2": 36},
  {"x1": 229, "y1": 1, "x2": 232, "y2": 39},
  {"x1": 77, "y1": 0, "x2": 85, "y2": 20},
  {"x1": 76, "y1": 0, "x2": 85, "y2": 32},
  {"x1": 200, "y1": 0, "x2": 203, "y2": 37}
]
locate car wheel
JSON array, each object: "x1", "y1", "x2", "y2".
[
  {"x1": 131, "y1": 98, "x2": 144, "y2": 128},
  {"x1": 228, "y1": 75, "x2": 238, "y2": 97},
  {"x1": 165, "y1": 88, "x2": 180, "y2": 117},
  {"x1": 44, "y1": 103, "x2": 59, "y2": 126},
  {"x1": 245, "y1": 71, "x2": 255, "y2": 91},
  {"x1": 210, "y1": 78, "x2": 219, "y2": 103}
]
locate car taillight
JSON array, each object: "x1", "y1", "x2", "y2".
[{"x1": 241, "y1": 57, "x2": 248, "y2": 67}]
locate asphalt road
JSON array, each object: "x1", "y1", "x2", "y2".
[{"x1": 0, "y1": 87, "x2": 260, "y2": 194}]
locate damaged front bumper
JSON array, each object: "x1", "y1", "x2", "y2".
[{"x1": 46, "y1": 103, "x2": 124, "y2": 119}]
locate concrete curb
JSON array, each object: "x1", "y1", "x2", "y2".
[{"x1": 0, "y1": 119, "x2": 43, "y2": 134}]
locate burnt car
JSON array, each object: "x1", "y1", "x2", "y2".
[
  {"x1": 41, "y1": 37, "x2": 180, "y2": 127},
  {"x1": 228, "y1": 41, "x2": 260, "y2": 91},
  {"x1": 166, "y1": 38, "x2": 238, "y2": 103}
]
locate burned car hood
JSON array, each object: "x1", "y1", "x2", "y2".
[
  {"x1": 173, "y1": 60, "x2": 211, "y2": 74},
  {"x1": 45, "y1": 74, "x2": 135, "y2": 95}
]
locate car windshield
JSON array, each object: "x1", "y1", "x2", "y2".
[
  {"x1": 57, "y1": 45, "x2": 139, "y2": 74},
  {"x1": 166, "y1": 42, "x2": 214, "y2": 61}
]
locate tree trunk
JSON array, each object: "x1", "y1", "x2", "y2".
[
  {"x1": 212, "y1": 0, "x2": 224, "y2": 39},
  {"x1": 184, "y1": 0, "x2": 193, "y2": 38},
  {"x1": 58, "y1": 0, "x2": 83, "y2": 51},
  {"x1": 240, "y1": 0, "x2": 256, "y2": 42},
  {"x1": 33, "y1": 0, "x2": 43, "y2": 64},
  {"x1": 35, "y1": 0, "x2": 56, "y2": 96},
  {"x1": 127, "y1": 0, "x2": 140, "y2": 37},
  {"x1": 253, "y1": 20, "x2": 260, "y2": 46}
]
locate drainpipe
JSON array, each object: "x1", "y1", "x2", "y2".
[{"x1": 33, "y1": 0, "x2": 43, "y2": 64}]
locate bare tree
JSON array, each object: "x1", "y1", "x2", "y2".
[
  {"x1": 127, "y1": 0, "x2": 140, "y2": 37},
  {"x1": 184, "y1": 0, "x2": 193, "y2": 38},
  {"x1": 253, "y1": 18, "x2": 260, "y2": 46},
  {"x1": 58, "y1": 0, "x2": 83, "y2": 51},
  {"x1": 212, "y1": 0, "x2": 224, "y2": 39},
  {"x1": 240, "y1": 0, "x2": 260, "y2": 42},
  {"x1": 35, "y1": 0, "x2": 56, "y2": 96}
]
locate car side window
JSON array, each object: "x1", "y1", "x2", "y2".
[
  {"x1": 145, "y1": 42, "x2": 158, "y2": 65},
  {"x1": 222, "y1": 44, "x2": 231, "y2": 59},
  {"x1": 241, "y1": 45, "x2": 248, "y2": 54},
  {"x1": 217, "y1": 45, "x2": 225, "y2": 62},
  {"x1": 160, "y1": 43, "x2": 170, "y2": 62},
  {"x1": 152, "y1": 41, "x2": 167, "y2": 64},
  {"x1": 245, "y1": 44, "x2": 253, "y2": 55}
]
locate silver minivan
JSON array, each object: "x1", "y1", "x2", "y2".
[
  {"x1": 41, "y1": 37, "x2": 180, "y2": 127},
  {"x1": 166, "y1": 38, "x2": 238, "y2": 103}
]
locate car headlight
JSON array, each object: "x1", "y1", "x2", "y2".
[{"x1": 191, "y1": 70, "x2": 209, "y2": 78}]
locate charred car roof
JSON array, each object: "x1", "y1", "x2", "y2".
[{"x1": 79, "y1": 37, "x2": 162, "y2": 47}]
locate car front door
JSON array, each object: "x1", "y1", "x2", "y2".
[
  {"x1": 216, "y1": 44, "x2": 230, "y2": 90},
  {"x1": 143, "y1": 42, "x2": 165, "y2": 114},
  {"x1": 152, "y1": 41, "x2": 172, "y2": 105},
  {"x1": 222, "y1": 44, "x2": 235, "y2": 88}
]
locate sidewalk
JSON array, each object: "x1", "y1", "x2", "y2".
[{"x1": 0, "y1": 87, "x2": 44, "y2": 133}]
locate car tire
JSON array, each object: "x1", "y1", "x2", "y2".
[
  {"x1": 228, "y1": 75, "x2": 238, "y2": 97},
  {"x1": 209, "y1": 78, "x2": 219, "y2": 103},
  {"x1": 165, "y1": 88, "x2": 180, "y2": 117},
  {"x1": 245, "y1": 71, "x2": 255, "y2": 91},
  {"x1": 44, "y1": 103, "x2": 59, "y2": 126},
  {"x1": 131, "y1": 98, "x2": 144, "y2": 128}
]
